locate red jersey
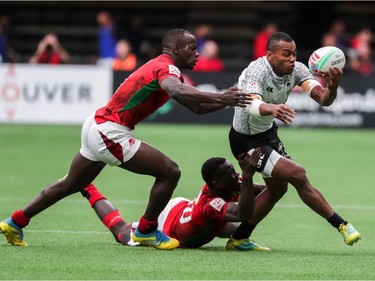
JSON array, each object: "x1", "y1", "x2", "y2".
[
  {"x1": 95, "y1": 54, "x2": 183, "y2": 129},
  {"x1": 38, "y1": 50, "x2": 64, "y2": 64},
  {"x1": 193, "y1": 57, "x2": 224, "y2": 72},
  {"x1": 163, "y1": 184, "x2": 238, "y2": 248}
]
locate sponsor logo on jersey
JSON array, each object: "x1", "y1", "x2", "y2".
[
  {"x1": 210, "y1": 198, "x2": 226, "y2": 211},
  {"x1": 168, "y1": 65, "x2": 181, "y2": 77},
  {"x1": 248, "y1": 81, "x2": 256, "y2": 87},
  {"x1": 129, "y1": 138, "x2": 135, "y2": 146}
]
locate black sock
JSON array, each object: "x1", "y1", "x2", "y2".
[
  {"x1": 327, "y1": 212, "x2": 347, "y2": 229},
  {"x1": 232, "y1": 222, "x2": 256, "y2": 239}
]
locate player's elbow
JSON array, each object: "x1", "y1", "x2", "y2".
[{"x1": 168, "y1": 84, "x2": 187, "y2": 100}]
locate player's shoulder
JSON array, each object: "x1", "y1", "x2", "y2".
[
  {"x1": 294, "y1": 61, "x2": 313, "y2": 79},
  {"x1": 248, "y1": 56, "x2": 268, "y2": 70},
  {"x1": 295, "y1": 61, "x2": 308, "y2": 70},
  {"x1": 140, "y1": 54, "x2": 181, "y2": 80},
  {"x1": 142, "y1": 54, "x2": 174, "y2": 68},
  {"x1": 208, "y1": 197, "x2": 227, "y2": 212},
  {"x1": 200, "y1": 187, "x2": 227, "y2": 210},
  {"x1": 201, "y1": 194, "x2": 227, "y2": 212},
  {"x1": 241, "y1": 57, "x2": 269, "y2": 77}
]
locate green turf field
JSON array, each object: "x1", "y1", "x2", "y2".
[{"x1": 1, "y1": 123, "x2": 374, "y2": 280}]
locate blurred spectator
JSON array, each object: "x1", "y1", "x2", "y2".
[
  {"x1": 348, "y1": 28, "x2": 373, "y2": 76},
  {"x1": 123, "y1": 14, "x2": 144, "y2": 56},
  {"x1": 194, "y1": 39, "x2": 224, "y2": 72},
  {"x1": 321, "y1": 20, "x2": 349, "y2": 52},
  {"x1": 0, "y1": 15, "x2": 9, "y2": 62},
  {"x1": 122, "y1": 14, "x2": 153, "y2": 65},
  {"x1": 193, "y1": 24, "x2": 212, "y2": 53},
  {"x1": 0, "y1": 14, "x2": 20, "y2": 63},
  {"x1": 252, "y1": 22, "x2": 278, "y2": 60},
  {"x1": 29, "y1": 33, "x2": 69, "y2": 64},
  {"x1": 112, "y1": 39, "x2": 137, "y2": 71},
  {"x1": 96, "y1": 11, "x2": 119, "y2": 66}
]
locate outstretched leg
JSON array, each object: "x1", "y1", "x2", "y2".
[
  {"x1": 81, "y1": 183, "x2": 131, "y2": 245},
  {"x1": 271, "y1": 156, "x2": 361, "y2": 246},
  {"x1": 0, "y1": 153, "x2": 105, "y2": 246}
]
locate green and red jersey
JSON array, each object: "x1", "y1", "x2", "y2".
[{"x1": 95, "y1": 53, "x2": 183, "y2": 129}]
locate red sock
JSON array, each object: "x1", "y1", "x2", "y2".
[
  {"x1": 82, "y1": 183, "x2": 107, "y2": 207},
  {"x1": 137, "y1": 216, "x2": 157, "y2": 234},
  {"x1": 11, "y1": 210, "x2": 30, "y2": 228},
  {"x1": 101, "y1": 210, "x2": 123, "y2": 230}
]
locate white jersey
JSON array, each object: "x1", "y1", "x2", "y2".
[{"x1": 232, "y1": 56, "x2": 314, "y2": 135}]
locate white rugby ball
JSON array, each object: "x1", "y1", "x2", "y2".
[{"x1": 308, "y1": 46, "x2": 346, "y2": 76}]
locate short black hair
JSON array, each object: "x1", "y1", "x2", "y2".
[
  {"x1": 162, "y1": 28, "x2": 192, "y2": 49},
  {"x1": 201, "y1": 157, "x2": 226, "y2": 185},
  {"x1": 267, "y1": 32, "x2": 293, "y2": 51}
]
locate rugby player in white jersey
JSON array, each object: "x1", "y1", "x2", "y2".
[{"x1": 227, "y1": 32, "x2": 361, "y2": 249}]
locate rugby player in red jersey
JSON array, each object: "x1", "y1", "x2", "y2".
[
  {"x1": 82, "y1": 148, "x2": 270, "y2": 250},
  {"x1": 0, "y1": 28, "x2": 252, "y2": 249}
]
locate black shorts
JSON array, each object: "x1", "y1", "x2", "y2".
[{"x1": 229, "y1": 123, "x2": 287, "y2": 174}]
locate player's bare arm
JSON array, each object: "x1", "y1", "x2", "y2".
[
  {"x1": 224, "y1": 148, "x2": 261, "y2": 222},
  {"x1": 305, "y1": 67, "x2": 343, "y2": 106},
  {"x1": 261, "y1": 103, "x2": 295, "y2": 124},
  {"x1": 160, "y1": 76, "x2": 253, "y2": 113},
  {"x1": 247, "y1": 93, "x2": 295, "y2": 124}
]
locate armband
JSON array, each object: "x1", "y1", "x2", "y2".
[
  {"x1": 303, "y1": 79, "x2": 321, "y2": 96},
  {"x1": 245, "y1": 99, "x2": 265, "y2": 117}
]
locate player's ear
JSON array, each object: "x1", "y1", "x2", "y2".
[
  {"x1": 266, "y1": 49, "x2": 273, "y2": 60},
  {"x1": 211, "y1": 179, "x2": 219, "y2": 188},
  {"x1": 172, "y1": 45, "x2": 179, "y2": 55}
]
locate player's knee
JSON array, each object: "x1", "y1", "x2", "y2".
[
  {"x1": 168, "y1": 162, "x2": 181, "y2": 185},
  {"x1": 40, "y1": 181, "x2": 75, "y2": 200},
  {"x1": 289, "y1": 164, "x2": 308, "y2": 188}
]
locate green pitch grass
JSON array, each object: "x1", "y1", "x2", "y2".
[{"x1": 0, "y1": 123, "x2": 374, "y2": 280}]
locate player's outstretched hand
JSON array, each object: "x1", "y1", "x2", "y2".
[
  {"x1": 270, "y1": 103, "x2": 295, "y2": 124},
  {"x1": 221, "y1": 87, "x2": 253, "y2": 107},
  {"x1": 238, "y1": 147, "x2": 261, "y2": 177},
  {"x1": 324, "y1": 67, "x2": 343, "y2": 90}
]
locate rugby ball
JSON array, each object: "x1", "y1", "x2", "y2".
[{"x1": 308, "y1": 46, "x2": 346, "y2": 76}]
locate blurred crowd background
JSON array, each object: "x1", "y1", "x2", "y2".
[{"x1": 0, "y1": 1, "x2": 374, "y2": 76}]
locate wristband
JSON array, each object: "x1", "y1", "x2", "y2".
[
  {"x1": 245, "y1": 99, "x2": 264, "y2": 116},
  {"x1": 304, "y1": 79, "x2": 321, "y2": 96}
]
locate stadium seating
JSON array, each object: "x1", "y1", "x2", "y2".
[{"x1": 1, "y1": 2, "x2": 374, "y2": 69}]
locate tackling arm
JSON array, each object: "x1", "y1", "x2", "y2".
[
  {"x1": 224, "y1": 148, "x2": 261, "y2": 222},
  {"x1": 160, "y1": 76, "x2": 252, "y2": 114}
]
